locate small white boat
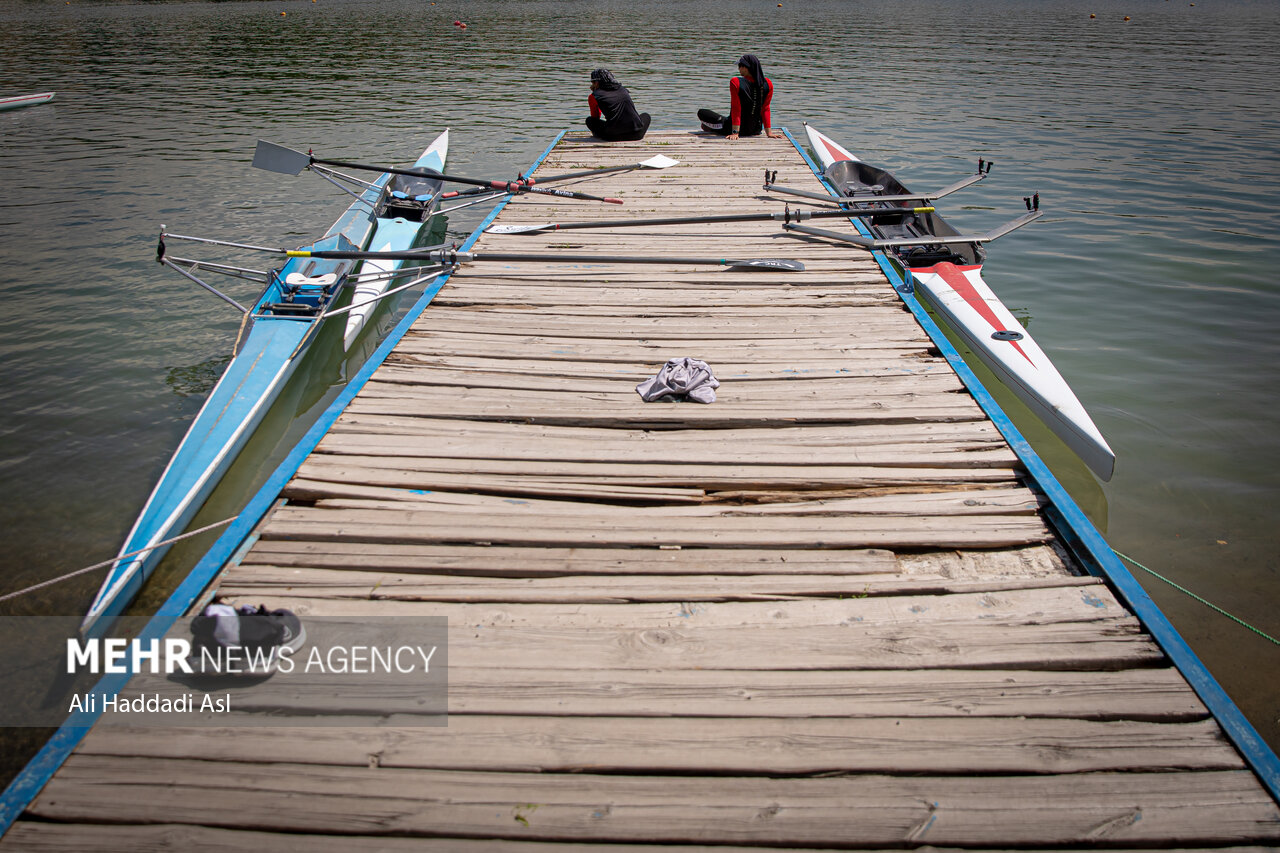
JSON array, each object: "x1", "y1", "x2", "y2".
[
  {"x1": 803, "y1": 124, "x2": 1115, "y2": 481},
  {"x1": 0, "y1": 92, "x2": 54, "y2": 112}
]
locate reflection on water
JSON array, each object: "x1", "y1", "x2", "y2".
[
  {"x1": 1, "y1": 0, "x2": 1278, "y2": 772},
  {"x1": 165, "y1": 354, "x2": 232, "y2": 398}
]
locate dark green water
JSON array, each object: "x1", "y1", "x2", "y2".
[{"x1": 2, "y1": 0, "x2": 1278, "y2": 774}]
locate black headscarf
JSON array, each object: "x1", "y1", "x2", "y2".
[
  {"x1": 591, "y1": 69, "x2": 621, "y2": 90},
  {"x1": 736, "y1": 54, "x2": 766, "y2": 121}
]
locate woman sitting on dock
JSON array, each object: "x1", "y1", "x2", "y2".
[
  {"x1": 586, "y1": 69, "x2": 651, "y2": 142},
  {"x1": 698, "y1": 54, "x2": 782, "y2": 140}
]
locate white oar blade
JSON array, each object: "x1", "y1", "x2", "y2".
[
  {"x1": 252, "y1": 140, "x2": 312, "y2": 176},
  {"x1": 485, "y1": 223, "x2": 553, "y2": 234},
  {"x1": 639, "y1": 154, "x2": 680, "y2": 169},
  {"x1": 730, "y1": 259, "x2": 805, "y2": 272}
]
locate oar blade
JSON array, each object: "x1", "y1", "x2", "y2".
[
  {"x1": 485, "y1": 223, "x2": 554, "y2": 234},
  {"x1": 729, "y1": 259, "x2": 805, "y2": 272},
  {"x1": 252, "y1": 140, "x2": 312, "y2": 176},
  {"x1": 639, "y1": 154, "x2": 680, "y2": 169}
]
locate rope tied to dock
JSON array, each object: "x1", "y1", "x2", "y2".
[
  {"x1": 0, "y1": 515, "x2": 239, "y2": 604},
  {"x1": 1114, "y1": 549, "x2": 1280, "y2": 646}
]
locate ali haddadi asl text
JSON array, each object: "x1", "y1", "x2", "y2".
[{"x1": 69, "y1": 692, "x2": 230, "y2": 714}]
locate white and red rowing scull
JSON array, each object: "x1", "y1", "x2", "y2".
[{"x1": 802, "y1": 124, "x2": 1115, "y2": 481}]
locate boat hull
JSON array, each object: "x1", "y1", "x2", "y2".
[
  {"x1": 803, "y1": 124, "x2": 1114, "y2": 481},
  {"x1": 0, "y1": 92, "x2": 54, "y2": 111},
  {"x1": 81, "y1": 131, "x2": 450, "y2": 636},
  {"x1": 82, "y1": 236, "x2": 357, "y2": 635}
]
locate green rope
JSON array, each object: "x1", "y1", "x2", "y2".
[{"x1": 1114, "y1": 549, "x2": 1280, "y2": 647}]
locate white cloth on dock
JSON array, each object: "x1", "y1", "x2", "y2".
[{"x1": 636, "y1": 357, "x2": 720, "y2": 404}]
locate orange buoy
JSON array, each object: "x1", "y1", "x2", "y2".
[
  {"x1": 459, "y1": 22, "x2": 467, "y2": 28},
  {"x1": 1090, "y1": 12, "x2": 1096, "y2": 17},
  {"x1": 1123, "y1": 15, "x2": 1131, "y2": 20}
]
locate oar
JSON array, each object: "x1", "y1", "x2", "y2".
[
  {"x1": 763, "y1": 174, "x2": 988, "y2": 206},
  {"x1": 532, "y1": 153, "x2": 679, "y2": 184},
  {"x1": 282, "y1": 246, "x2": 804, "y2": 272},
  {"x1": 253, "y1": 140, "x2": 623, "y2": 204},
  {"x1": 485, "y1": 205, "x2": 934, "y2": 235},
  {"x1": 781, "y1": 208, "x2": 1044, "y2": 250},
  {"x1": 440, "y1": 154, "x2": 680, "y2": 201}
]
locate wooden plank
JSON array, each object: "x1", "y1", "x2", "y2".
[
  {"x1": 314, "y1": 430, "x2": 1018, "y2": 467},
  {"x1": 210, "y1": 585, "x2": 1132, "y2": 629},
  {"x1": 239, "y1": 541, "x2": 901, "y2": 576},
  {"x1": 326, "y1": 416, "x2": 1001, "y2": 444},
  {"x1": 299, "y1": 487, "x2": 1042, "y2": 517},
  {"x1": 437, "y1": 667, "x2": 1211, "y2": 721},
  {"x1": 26, "y1": 759, "x2": 1280, "y2": 846},
  {"x1": 23, "y1": 823, "x2": 1131, "y2": 853},
  {"x1": 263, "y1": 509, "x2": 1051, "y2": 550},
  {"x1": 289, "y1": 468, "x2": 719, "y2": 502},
  {"x1": 366, "y1": 368, "x2": 967, "y2": 398},
  {"x1": 68, "y1": 716, "x2": 1242, "y2": 776},
  {"x1": 215, "y1": 567, "x2": 1098, "y2": 604},
  {"x1": 9, "y1": 827, "x2": 1277, "y2": 853},
  {"x1": 342, "y1": 398, "x2": 989, "y2": 429},
  {"x1": 151, "y1": 664, "x2": 1194, "y2": 721},
  {"x1": 293, "y1": 457, "x2": 1023, "y2": 491}
]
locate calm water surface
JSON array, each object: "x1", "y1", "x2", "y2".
[{"x1": 2, "y1": 0, "x2": 1278, "y2": 765}]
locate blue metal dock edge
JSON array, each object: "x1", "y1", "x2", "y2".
[
  {"x1": 781, "y1": 127, "x2": 1280, "y2": 804},
  {"x1": 0, "y1": 131, "x2": 568, "y2": 835}
]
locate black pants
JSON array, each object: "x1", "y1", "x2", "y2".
[
  {"x1": 698, "y1": 108, "x2": 761, "y2": 136},
  {"x1": 586, "y1": 112, "x2": 651, "y2": 142}
]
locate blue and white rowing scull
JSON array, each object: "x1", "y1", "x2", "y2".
[{"x1": 81, "y1": 130, "x2": 450, "y2": 636}]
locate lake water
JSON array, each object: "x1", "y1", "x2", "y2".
[{"x1": 2, "y1": 0, "x2": 1278, "y2": 775}]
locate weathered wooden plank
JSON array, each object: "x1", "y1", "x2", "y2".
[
  {"x1": 295, "y1": 455, "x2": 1021, "y2": 489},
  {"x1": 239, "y1": 540, "x2": 901, "y2": 576},
  {"x1": 71, "y1": 716, "x2": 1241, "y2": 775},
  {"x1": 443, "y1": 620, "x2": 1162, "y2": 672},
  {"x1": 121, "y1": 662, "x2": 1194, "y2": 721},
  {"x1": 264, "y1": 509, "x2": 1050, "y2": 550},
  {"x1": 314, "y1": 431, "x2": 1018, "y2": 467},
  {"x1": 300, "y1": 487, "x2": 1041, "y2": 517},
  {"x1": 289, "y1": 468, "x2": 720, "y2": 502},
  {"x1": 33, "y1": 823, "x2": 1201, "y2": 853},
  {"x1": 409, "y1": 307, "x2": 903, "y2": 332},
  {"x1": 327, "y1": 416, "x2": 1001, "y2": 445},
  {"x1": 379, "y1": 358, "x2": 951, "y2": 384},
  {"x1": 397, "y1": 329, "x2": 931, "y2": 353},
  {"x1": 436, "y1": 667, "x2": 1212, "y2": 721},
  {"x1": 216, "y1": 567, "x2": 1096, "y2": 604},
  {"x1": 367, "y1": 368, "x2": 967, "y2": 398},
  {"x1": 27, "y1": 758, "x2": 1280, "y2": 847},
  {"x1": 216, "y1": 585, "x2": 1131, "y2": 629},
  {"x1": 341, "y1": 399, "x2": 988, "y2": 430}
]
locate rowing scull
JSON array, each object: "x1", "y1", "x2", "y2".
[
  {"x1": 803, "y1": 124, "x2": 1115, "y2": 481},
  {"x1": 81, "y1": 130, "x2": 451, "y2": 636}
]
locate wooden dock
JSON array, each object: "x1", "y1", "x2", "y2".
[{"x1": 6, "y1": 131, "x2": 1280, "y2": 849}]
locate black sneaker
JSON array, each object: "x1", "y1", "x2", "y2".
[{"x1": 265, "y1": 607, "x2": 306, "y2": 656}]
